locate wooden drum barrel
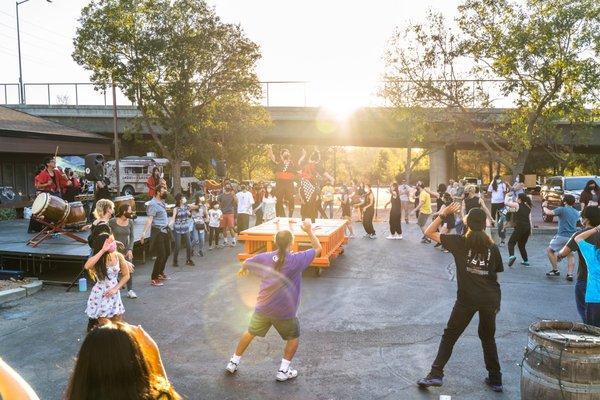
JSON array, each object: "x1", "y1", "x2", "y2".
[
  {"x1": 31, "y1": 193, "x2": 70, "y2": 225},
  {"x1": 113, "y1": 195, "x2": 136, "y2": 216},
  {"x1": 64, "y1": 201, "x2": 87, "y2": 228},
  {"x1": 521, "y1": 320, "x2": 600, "y2": 399}
]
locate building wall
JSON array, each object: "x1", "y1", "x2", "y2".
[{"x1": 0, "y1": 153, "x2": 44, "y2": 197}]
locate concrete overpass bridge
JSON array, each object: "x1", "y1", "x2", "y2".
[{"x1": 6, "y1": 104, "x2": 600, "y2": 188}]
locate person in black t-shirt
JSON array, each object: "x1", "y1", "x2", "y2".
[
  {"x1": 556, "y1": 206, "x2": 600, "y2": 323},
  {"x1": 418, "y1": 205, "x2": 504, "y2": 393}
]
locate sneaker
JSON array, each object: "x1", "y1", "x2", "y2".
[
  {"x1": 485, "y1": 377, "x2": 503, "y2": 392},
  {"x1": 226, "y1": 360, "x2": 239, "y2": 374},
  {"x1": 417, "y1": 374, "x2": 443, "y2": 388},
  {"x1": 421, "y1": 238, "x2": 430, "y2": 244},
  {"x1": 127, "y1": 290, "x2": 138, "y2": 298},
  {"x1": 434, "y1": 243, "x2": 442, "y2": 248},
  {"x1": 276, "y1": 368, "x2": 298, "y2": 382},
  {"x1": 209, "y1": 246, "x2": 214, "y2": 251},
  {"x1": 521, "y1": 261, "x2": 530, "y2": 267},
  {"x1": 500, "y1": 240, "x2": 505, "y2": 247},
  {"x1": 159, "y1": 274, "x2": 171, "y2": 280},
  {"x1": 348, "y1": 233, "x2": 355, "y2": 239},
  {"x1": 370, "y1": 234, "x2": 377, "y2": 239},
  {"x1": 150, "y1": 279, "x2": 164, "y2": 286},
  {"x1": 386, "y1": 235, "x2": 395, "y2": 240},
  {"x1": 186, "y1": 259, "x2": 195, "y2": 266},
  {"x1": 566, "y1": 274, "x2": 574, "y2": 282},
  {"x1": 546, "y1": 269, "x2": 560, "y2": 277},
  {"x1": 507, "y1": 255, "x2": 516, "y2": 267},
  {"x1": 396, "y1": 235, "x2": 403, "y2": 240},
  {"x1": 217, "y1": 244, "x2": 224, "y2": 249},
  {"x1": 363, "y1": 234, "x2": 371, "y2": 238},
  {"x1": 232, "y1": 239, "x2": 237, "y2": 246},
  {"x1": 199, "y1": 250, "x2": 204, "y2": 257}
]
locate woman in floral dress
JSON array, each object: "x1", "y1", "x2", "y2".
[{"x1": 85, "y1": 233, "x2": 130, "y2": 325}]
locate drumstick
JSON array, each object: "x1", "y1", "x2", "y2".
[{"x1": 54, "y1": 146, "x2": 59, "y2": 159}]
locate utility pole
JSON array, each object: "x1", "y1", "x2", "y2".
[{"x1": 112, "y1": 83, "x2": 120, "y2": 193}]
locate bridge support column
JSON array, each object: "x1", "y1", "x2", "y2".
[{"x1": 429, "y1": 146, "x2": 454, "y2": 190}]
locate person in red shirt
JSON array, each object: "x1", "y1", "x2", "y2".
[
  {"x1": 146, "y1": 167, "x2": 166, "y2": 197},
  {"x1": 34, "y1": 157, "x2": 69, "y2": 196},
  {"x1": 267, "y1": 145, "x2": 304, "y2": 218}
]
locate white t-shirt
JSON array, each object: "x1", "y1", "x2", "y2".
[
  {"x1": 488, "y1": 182, "x2": 507, "y2": 204},
  {"x1": 398, "y1": 184, "x2": 411, "y2": 201},
  {"x1": 236, "y1": 191, "x2": 254, "y2": 215},
  {"x1": 208, "y1": 209, "x2": 222, "y2": 227}
]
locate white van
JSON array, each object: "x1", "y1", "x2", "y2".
[{"x1": 105, "y1": 154, "x2": 200, "y2": 196}]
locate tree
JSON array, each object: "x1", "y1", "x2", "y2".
[
  {"x1": 371, "y1": 149, "x2": 391, "y2": 183},
  {"x1": 458, "y1": 0, "x2": 600, "y2": 174},
  {"x1": 73, "y1": 0, "x2": 264, "y2": 193},
  {"x1": 383, "y1": 2, "x2": 600, "y2": 176}
]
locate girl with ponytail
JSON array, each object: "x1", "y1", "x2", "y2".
[
  {"x1": 419, "y1": 204, "x2": 504, "y2": 392},
  {"x1": 226, "y1": 220, "x2": 322, "y2": 382}
]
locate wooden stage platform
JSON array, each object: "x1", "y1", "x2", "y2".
[
  {"x1": 237, "y1": 218, "x2": 348, "y2": 276},
  {"x1": 0, "y1": 217, "x2": 150, "y2": 277}
]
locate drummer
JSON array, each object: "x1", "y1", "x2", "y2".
[{"x1": 28, "y1": 157, "x2": 69, "y2": 233}]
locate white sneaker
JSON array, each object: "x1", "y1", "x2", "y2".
[
  {"x1": 226, "y1": 360, "x2": 239, "y2": 374},
  {"x1": 386, "y1": 235, "x2": 395, "y2": 240},
  {"x1": 396, "y1": 235, "x2": 403, "y2": 240},
  {"x1": 370, "y1": 234, "x2": 377, "y2": 239},
  {"x1": 209, "y1": 245, "x2": 214, "y2": 251},
  {"x1": 276, "y1": 368, "x2": 298, "y2": 382},
  {"x1": 232, "y1": 239, "x2": 237, "y2": 246},
  {"x1": 127, "y1": 290, "x2": 138, "y2": 299}
]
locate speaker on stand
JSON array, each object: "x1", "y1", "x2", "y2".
[{"x1": 84, "y1": 153, "x2": 105, "y2": 181}]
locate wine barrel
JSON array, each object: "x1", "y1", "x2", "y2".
[{"x1": 521, "y1": 320, "x2": 600, "y2": 400}]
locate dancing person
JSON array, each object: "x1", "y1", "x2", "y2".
[
  {"x1": 556, "y1": 206, "x2": 600, "y2": 325},
  {"x1": 86, "y1": 199, "x2": 114, "y2": 249},
  {"x1": 580, "y1": 180, "x2": 600, "y2": 208},
  {"x1": 254, "y1": 184, "x2": 277, "y2": 223},
  {"x1": 573, "y1": 225, "x2": 600, "y2": 327},
  {"x1": 298, "y1": 150, "x2": 333, "y2": 222},
  {"x1": 339, "y1": 185, "x2": 355, "y2": 238},
  {"x1": 0, "y1": 358, "x2": 40, "y2": 400},
  {"x1": 384, "y1": 182, "x2": 402, "y2": 239},
  {"x1": 411, "y1": 182, "x2": 435, "y2": 243},
  {"x1": 226, "y1": 220, "x2": 322, "y2": 381},
  {"x1": 109, "y1": 203, "x2": 137, "y2": 299},
  {"x1": 398, "y1": 179, "x2": 412, "y2": 223},
  {"x1": 488, "y1": 175, "x2": 508, "y2": 222},
  {"x1": 191, "y1": 195, "x2": 208, "y2": 257},
  {"x1": 218, "y1": 184, "x2": 238, "y2": 247},
  {"x1": 207, "y1": 201, "x2": 223, "y2": 250},
  {"x1": 355, "y1": 182, "x2": 365, "y2": 222},
  {"x1": 170, "y1": 193, "x2": 195, "y2": 267},
  {"x1": 65, "y1": 322, "x2": 180, "y2": 399},
  {"x1": 433, "y1": 192, "x2": 456, "y2": 251},
  {"x1": 252, "y1": 183, "x2": 266, "y2": 226},
  {"x1": 506, "y1": 193, "x2": 532, "y2": 267},
  {"x1": 321, "y1": 181, "x2": 335, "y2": 219},
  {"x1": 141, "y1": 187, "x2": 170, "y2": 286},
  {"x1": 511, "y1": 173, "x2": 525, "y2": 197},
  {"x1": 418, "y1": 205, "x2": 504, "y2": 392},
  {"x1": 359, "y1": 183, "x2": 376, "y2": 238},
  {"x1": 84, "y1": 233, "x2": 129, "y2": 326},
  {"x1": 236, "y1": 185, "x2": 254, "y2": 233},
  {"x1": 436, "y1": 183, "x2": 447, "y2": 214},
  {"x1": 461, "y1": 185, "x2": 494, "y2": 233},
  {"x1": 267, "y1": 145, "x2": 301, "y2": 217},
  {"x1": 543, "y1": 195, "x2": 579, "y2": 281}
]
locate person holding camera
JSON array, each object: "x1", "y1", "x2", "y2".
[{"x1": 109, "y1": 203, "x2": 137, "y2": 299}]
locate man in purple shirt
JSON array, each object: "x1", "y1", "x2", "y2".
[{"x1": 226, "y1": 220, "x2": 322, "y2": 382}]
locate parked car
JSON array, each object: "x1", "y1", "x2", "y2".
[{"x1": 540, "y1": 176, "x2": 600, "y2": 222}]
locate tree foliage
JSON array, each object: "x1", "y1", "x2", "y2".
[
  {"x1": 73, "y1": 0, "x2": 267, "y2": 192},
  {"x1": 383, "y1": 0, "x2": 600, "y2": 175}
]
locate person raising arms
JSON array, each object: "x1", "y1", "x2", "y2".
[
  {"x1": 418, "y1": 204, "x2": 504, "y2": 393},
  {"x1": 226, "y1": 220, "x2": 322, "y2": 381}
]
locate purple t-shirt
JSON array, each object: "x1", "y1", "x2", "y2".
[{"x1": 245, "y1": 249, "x2": 316, "y2": 320}]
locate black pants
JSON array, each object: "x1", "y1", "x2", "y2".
[
  {"x1": 150, "y1": 228, "x2": 171, "y2": 280},
  {"x1": 275, "y1": 180, "x2": 295, "y2": 217},
  {"x1": 430, "y1": 301, "x2": 501, "y2": 384},
  {"x1": 237, "y1": 213, "x2": 250, "y2": 233},
  {"x1": 490, "y1": 202, "x2": 504, "y2": 221},
  {"x1": 301, "y1": 200, "x2": 318, "y2": 222},
  {"x1": 508, "y1": 225, "x2": 530, "y2": 261},
  {"x1": 255, "y1": 207, "x2": 264, "y2": 226},
  {"x1": 362, "y1": 207, "x2": 375, "y2": 235},
  {"x1": 389, "y1": 211, "x2": 402, "y2": 235},
  {"x1": 208, "y1": 226, "x2": 220, "y2": 246}
]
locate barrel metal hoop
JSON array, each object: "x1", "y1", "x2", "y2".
[{"x1": 522, "y1": 361, "x2": 600, "y2": 394}]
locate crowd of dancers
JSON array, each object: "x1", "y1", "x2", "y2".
[{"x1": 6, "y1": 150, "x2": 600, "y2": 398}]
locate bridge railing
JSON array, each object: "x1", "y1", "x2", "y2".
[{"x1": 0, "y1": 80, "x2": 517, "y2": 108}]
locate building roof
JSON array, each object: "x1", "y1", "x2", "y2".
[{"x1": 0, "y1": 106, "x2": 109, "y2": 142}]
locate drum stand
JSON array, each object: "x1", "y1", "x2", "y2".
[{"x1": 27, "y1": 217, "x2": 88, "y2": 247}]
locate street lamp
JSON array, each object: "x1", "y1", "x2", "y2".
[{"x1": 16, "y1": 0, "x2": 52, "y2": 104}]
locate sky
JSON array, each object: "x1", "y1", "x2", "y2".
[{"x1": 0, "y1": 0, "x2": 460, "y2": 107}]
